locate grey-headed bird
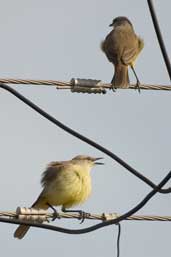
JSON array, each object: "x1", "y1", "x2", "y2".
[
  {"x1": 101, "y1": 16, "x2": 144, "y2": 91},
  {"x1": 14, "y1": 155, "x2": 103, "y2": 239}
]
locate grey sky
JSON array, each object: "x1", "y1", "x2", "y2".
[{"x1": 0, "y1": 0, "x2": 170, "y2": 256}]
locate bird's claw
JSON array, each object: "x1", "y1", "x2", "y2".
[
  {"x1": 78, "y1": 211, "x2": 91, "y2": 224},
  {"x1": 61, "y1": 207, "x2": 90, "y2": 223},
  {"x1": 47, "y1": 203, "x2": 60, "y2": 221},
  {"x1": 52, "y1": 209, "x2": 60, "y2": 221},
  {"x1": 135, "y1": 81, "x2": 141, "y2": 94},
  {"x1": 111, "y1": 83, "x2": 117, "y2": 92}
]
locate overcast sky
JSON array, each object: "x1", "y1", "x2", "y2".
[{"x1": 0, "y1": 1, "x2": 171, "y2": 256}]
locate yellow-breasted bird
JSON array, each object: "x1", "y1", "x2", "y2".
[{"x1": 14, "y1": 155, "x2": 103, "y2": 239}]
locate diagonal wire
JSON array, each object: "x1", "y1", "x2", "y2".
[
  {"x1": 147, "y1": 0, "x2": 171, "y2": 80},
  {"x1": 0, "y1": 82, "x2": 170, "y2": 193}
]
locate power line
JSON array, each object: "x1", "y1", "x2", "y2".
[
  {"x1": 147, "y1": 0, "x2": 171, "y2": 81},
  {"x1": 0, "y1": 78, "x2": 170, "y2": 92},
  {"x1": 1, "y1": 209, "x2": 171, "y2": 222}
]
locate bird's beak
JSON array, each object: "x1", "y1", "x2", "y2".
[
  {"x1": 94, "y1": 157, "x2": 104, "y2": 165},
  {"x1": 109, "y1": 23, "x2": 113, "y2": 27}
]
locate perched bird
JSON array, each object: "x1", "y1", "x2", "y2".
[
  {"x1": 14, "y1": 155, "x2": 103, "y2": 239},
  {"x1": 101, "y1": 16, "x2": 144, "y2": 91}
]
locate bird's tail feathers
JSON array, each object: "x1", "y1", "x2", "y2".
[
  {"x1": 112, "y1": 64, "x2": 129, "y2": 88},
  {"x1": 14, "y1": 225, "x2": 30, "y2": 239}
]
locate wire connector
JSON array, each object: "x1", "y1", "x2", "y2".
[
  {"x1": 16, "y1": 207, "x2": 48, "y2": 222},
  {"x1": 70, "y1": 78, "x2": 106, "y2": 94},
  {"x1": 102, "y1": 213, "x2": 119, "y2": 221}
]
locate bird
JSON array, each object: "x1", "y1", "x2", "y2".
[
  {"x1": 101, "y1": 16, "x2": 144, "y2": 92},
  {"x1": 14, "y1": 155, "x2": 104, "y2": 239}
]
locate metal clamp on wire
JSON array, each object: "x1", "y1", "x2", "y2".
[
  {"x1": 102, "y1": 212, "x2": 119, "y2": 221},
  {"x1": 71, "y1": 78, "x2": 106, "y2": 94},
  {"x1": 16, "y1": 207, "x2": 48, "y2": 222}
]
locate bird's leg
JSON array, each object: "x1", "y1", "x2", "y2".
[
  {"x1": 47, "y1": 203, "x2": 60, "y2": 221},
  {"x1": 111, "y1": 76, "x2": 117, "y2": 92},
  {"x1": 62, "y1": 207, "x2": 91, "y2": 224},
  {"x1": 130, "y1": 65, "x2": 141, "y2": 93}
]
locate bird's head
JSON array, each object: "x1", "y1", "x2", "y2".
[
  {"x1": 72, "y1": 155, "x2": 104, "y2": 167},
  {"x1": 109, "y1": 16, "x2": 132, "y2": 28}
]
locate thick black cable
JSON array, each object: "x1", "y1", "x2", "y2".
[
  {"x1": 0, "y1": 83, "x2": 170, "y2": 193},
  {"x1": 0, "y1": 170, "x2": 170, "y2": 234},
  {"x1": 147, "y1": 0, "x2": 171, "y2": 80}
]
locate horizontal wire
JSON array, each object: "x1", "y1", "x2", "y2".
[
  {"x1": 0, "y1": 78, "x2": 170, "y2": 91},
  {"x1": 0, "y1": 78, "x2": 70, "y2": 87},
  {"x1": 1, "y1": 211, "x2": 171, "y2": 222}
]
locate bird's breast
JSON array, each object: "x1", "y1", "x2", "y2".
[
  {"x1": 43, "y1": 168, "x2": 92, "y2": 208},
  {"x1": 63, "y1": 170, "x2": 92, "y2": 208}
]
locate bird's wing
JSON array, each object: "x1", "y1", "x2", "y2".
[
  {"x1": 41, "y1": 162, "x2": 65, "y2": 187},
  {"x1": 121, "y1": 47, "x2": 138, "y2": 66},
  {"x1": 138, "y1": 37, "x2": 144, "y2": 52},
  {"x1": 122, "y1": 37, "x2": 144, "y2": 66}
]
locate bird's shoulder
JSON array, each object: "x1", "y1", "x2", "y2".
[
  {"x1": 101, "y1": 30, "x2": 117, "y2": 54},
  {"x1": 102, "y1": 27, "x2": 128, "y2": 50}
]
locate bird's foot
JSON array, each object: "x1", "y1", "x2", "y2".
[
  {"x1": 111, "y1": 83, "x2": 117, "y2": 92},
  {"x1": 78, "y1": 210, "x2": 91, "y2": 224},
  {"x1": 62, "y1": 207, "x2": 90, "y2": 224},
  {"x1": 47, "y1": 203, "x2": 60, "y2": 221},
  {"x1": 112, "y1": 87, "x2": 116, "y2": 92},
  {"x1": 135, "y1": 80, "x2": 141, "y2": 94},
  {"x1": 110, "y1": 78, "x2": 117, "y2": 92}
]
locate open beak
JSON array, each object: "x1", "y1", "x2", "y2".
[{"x1": 94, "y1": 157, "x2": 104, "y2": 165}]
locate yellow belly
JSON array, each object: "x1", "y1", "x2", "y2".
[{"x1": 42, "y1": 171, "x2": 92, "y2": 209}]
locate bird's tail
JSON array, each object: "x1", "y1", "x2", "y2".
[
  {"x1": 14, "y1": 196, "x2": 48, "y2": 239},
  {"x1": 112, "y1": 64, "x2": 129, "y2": 89},
  {"x1": 14, "y1": 224, "x2": 30, "y2": 240}
]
